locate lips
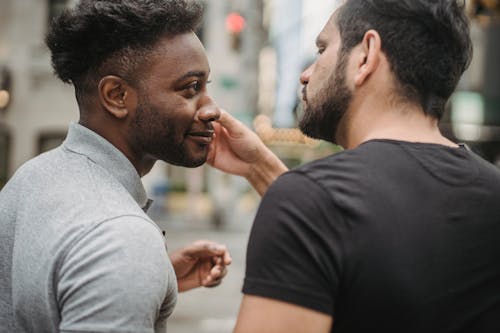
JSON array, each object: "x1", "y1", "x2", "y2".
[
  {"x1": 302, "y1": 86, "x2": 307, "y2": 102},
  {"x1": 187, "y1": 130, "x2": 215, "y2": 144}
]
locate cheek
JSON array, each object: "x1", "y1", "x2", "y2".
[
  {"x1": 309, "y1": 67, "x2": 331, "y2": 99},
  {"x1": 309, "y1": 59, "x2": 329, "y2": 84},
  {"x1": 317, "y1": 58, "x2": 336, "y2": 80},
  {"x1": 168, "y1": 108, "x2": 198, "y2": 139},
  {"x1": 153, "y1": 99, "x2": 192, "y2": 123},
  {"x1": 145, "y1": 95, "x2": 199, "y2": 134}
]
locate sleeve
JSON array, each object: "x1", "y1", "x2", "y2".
[
  {"x1": 243, "y1": 171, "x2": 344, "y2": 316},
  {"x1": 56, "y1": 216, "x2": 175, "y2": 333}
]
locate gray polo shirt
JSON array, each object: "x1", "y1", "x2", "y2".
[{"x1": 0, "y1": 123, "x2": 177, "y2": 333}]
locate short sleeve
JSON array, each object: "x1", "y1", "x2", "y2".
[
  {"x1": 56, "y1": 216, "x2": 175, "y2": 333},
  {"x1": 243, "y1": 171, "x2": 344, "y2": 316}
]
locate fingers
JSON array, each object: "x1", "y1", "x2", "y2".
[
  {"x1": 212, "y1": 248, "x2": 232, "y2": 266},
  {"x1": 182, "y1": 240, "x2": 231, "y2": 261},
  {"x1": 177, "y1": 240, "x2": 232, "y2": 289},
  {"x1": 198, "y1": 252, "x2": 231, "y2": 288},
  {"x1": 202, "y1": 260, "x2": 228, "y2": 288},
  {"x1": 215, "y1": 110, "x2": 247, "y2": 138},
  {"x1": 222, "y1": 248, "x2": 232, "y2": 265}
]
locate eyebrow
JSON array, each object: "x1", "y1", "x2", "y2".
[{"x1": 174, "y1": 70, "x2": 208, "y2": 84}]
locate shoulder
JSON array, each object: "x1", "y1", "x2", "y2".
[
  {"x1": 297, "y1": 141, "x2": 399, "y2": 175},
  {"x1": 273, "y1": 145, "x2": 377, "y2": 199},
  {"x1": 5, "y1": 147, "x2": 63, "y2": 186},
  {"x1": 469, "y1": 150, "x2": 500, "y2": 181},
  {"x1": 14, "y1": 143, "x2": 146, "y2": 220},
  {"x1": 252, "y1": 168, "x2": 347, "y2": 257}
]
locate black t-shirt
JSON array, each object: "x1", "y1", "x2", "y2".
[{"x1": 243, "y1": 140, "x2": 500, "y2": 333}]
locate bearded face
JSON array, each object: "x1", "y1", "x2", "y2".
[
  {"x1": 130, "y1": 92, "x2": 214, "y2": 168},
  {"x1": 126, "y1": 32, "x2": 215, "y2": 169},
  {"x1": 299, "y1": 50, "x2": 352, "y2": 144}
]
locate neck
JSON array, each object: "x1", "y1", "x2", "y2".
[
  {"x1": 79, "y1": 114, "x2": 155, "y2": 177},
  {"x1": 337, "y1": 95, "x2": 457, "y2": 149}
]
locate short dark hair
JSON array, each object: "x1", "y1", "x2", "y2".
[
  {"x1": 46, "y1": 0, "x2": 203, "y2": 98},
  {"x1": 336, "y1": 0, "x2": 473, "y2": 119}
]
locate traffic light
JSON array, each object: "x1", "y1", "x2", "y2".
[{"x1": 226, "y1": 12, "x2": 245, "y2": 52}]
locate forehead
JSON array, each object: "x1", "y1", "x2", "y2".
[
  {"x1": 316, "y1": 12, "x2": 340, "y2": 46},
  {"x1": 144, "y1": 32, "x2": 209, "y2": 81}
]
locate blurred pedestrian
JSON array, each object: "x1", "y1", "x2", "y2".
[
  {"x1": 0, "y1": 1, "x2": 231, "y2": 332},
  {"x1": 208, "y1": 0, "x2": 500, "y2": 332}
]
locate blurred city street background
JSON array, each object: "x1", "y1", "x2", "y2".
[{"x1": 1, "y1": 0, "x2": 499, "y2": 332}]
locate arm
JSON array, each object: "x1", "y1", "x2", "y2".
[
  {"x1": 57, "y1": 217, "x2": 174, "y2": 332},
  {"x1": 207, "y1": 110, "x2": 288, "y2": 196},
  {"x1": 235, "y1": 172, "x2": 343, "y2": 333},
  {"x1": 234, "y1": 295, "x2": 333, "y2": 333},
  {"x1": 169, "y1": 240, "x2": 232, "y2": 292}
]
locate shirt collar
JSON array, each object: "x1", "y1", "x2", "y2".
[{"x1": 62, "y1": 122, "x2": 151, "y2": 210}]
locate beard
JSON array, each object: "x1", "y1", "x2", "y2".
[
  {"x1": 130, "y1": 98, "x2": 206, "y2": 168},
  {"x1": 299, "y1": 51, "x2": 352, "y2": 144}
]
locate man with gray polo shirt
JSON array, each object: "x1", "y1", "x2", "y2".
[{"x1": 0, "y1": 1, "x2": 231, "y2": 332}]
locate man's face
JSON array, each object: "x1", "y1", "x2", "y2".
[
  {"x1": 129, "y1": 32, "x2": 217, "y2": 168},
  {"x1": 299, "y1": 15, "x2": 352, "y2": 144}
]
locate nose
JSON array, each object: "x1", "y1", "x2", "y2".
[
  {"x1": 300, "y1": 63, "x2": 314, "y2": 85},
  {"x1": 196, "y1": 95, "x2": 221, "y2": 123}
]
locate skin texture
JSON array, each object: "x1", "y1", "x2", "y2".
[{"x1": 80, "y1": 31, "x2": 230, "y2": 292}]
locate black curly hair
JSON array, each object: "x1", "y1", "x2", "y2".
[
  {"x1": 46, "y1": 0, "x2": 203, "y2": 100},
  {"x1": 335, "y1": 0, "x2": 472, "y2": 119}
]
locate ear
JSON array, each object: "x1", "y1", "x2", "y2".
[
  {"x1": 98, "y1": 75, "x2": 137, "y2": 119},
  {"x1": 354, "y1": 30, "x2": 382, "y2": 87}
]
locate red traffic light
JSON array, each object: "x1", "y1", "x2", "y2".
[{"x1": 225, "y1": 12, "x2": 245, "y2": 34}]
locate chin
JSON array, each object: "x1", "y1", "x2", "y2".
[
  {"x1": 160, "y1": 143, "x2": 208, "y2": 167},
  {"x1": 166, "y1": 157, "x2": 206, "y2": 168},
  {"x1": 186, "y1": 158, "x2": 207, "y2": 168},
  {"x1": 177, "y1": 152, "x2": 208, "y2": 168}
]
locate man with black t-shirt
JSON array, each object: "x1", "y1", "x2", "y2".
[{"x1": 207, "y1": 0, "x2": 500, "y2": 332}]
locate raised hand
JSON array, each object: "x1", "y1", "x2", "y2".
[{"x1": 207, "y1": 110, "x2": 288, "y2": 196}]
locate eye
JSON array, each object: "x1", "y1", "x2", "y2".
[
  {"x1": 187, "y1": 81, "x2": 202, "y2": 93},
  {"x1": 317, "y1": 47, "x2": 326, "y2": 55},
  {"x1": 183, "y1": 79, "x2": 211, "y2": 98}
]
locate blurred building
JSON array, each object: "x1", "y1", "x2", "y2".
[
  {"x1": 441, "y1": 1, "x2": 500, "y2": 165},
  {"x1": 0, "y1": 0, "x2": 79, "y2": 189}
]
